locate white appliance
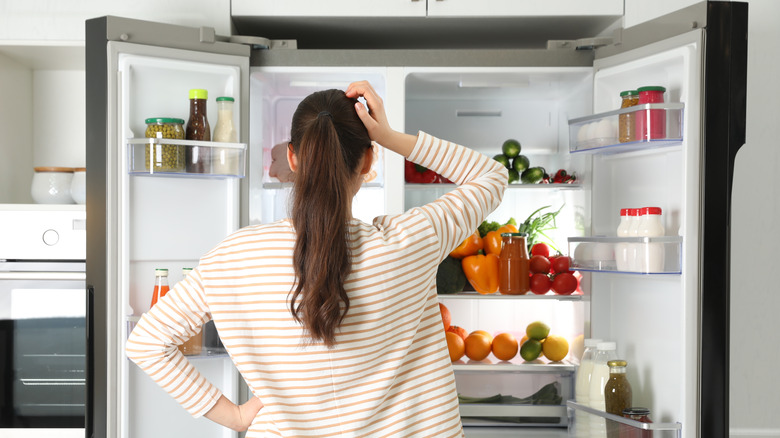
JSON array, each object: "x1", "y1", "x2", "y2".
[
  {"x1": 0, "y1": 204, "x2": 86, "y2": 438},
  {"x1": 85, "y1": 2, "x2": 747, "y2": 437}
]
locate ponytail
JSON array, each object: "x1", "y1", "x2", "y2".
[{"x1": 289, "y1": 89, "x2": 371, "y2": 347}]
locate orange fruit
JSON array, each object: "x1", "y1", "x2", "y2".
[
  {"x1": 447, "y1": 325, "x2": 468, "y2": 341},
  {"x1": 446, "y1": 331, "x2": 465, "y2": 361},
  {"x1": 439, "y1": 303, "x2": 451, "y2": 331},
  {"x1": 470, "y1": 330, "x2": 493, "y2": 343},
  {"x1": 465, "y1": 333, "x2": 492, "y2": 361},
  {"x1": 491, "y1": 332, "x2": 519, "y2": 361}
]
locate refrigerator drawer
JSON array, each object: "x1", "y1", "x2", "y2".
[{"x1": 567, "y1": 401, "x2": 681, "y2": 437}]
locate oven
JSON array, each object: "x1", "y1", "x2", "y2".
[{"x1": 0, "y1": 205, "x2": 86, "y2": 437}]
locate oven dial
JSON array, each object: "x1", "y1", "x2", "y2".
[{"x1": 42, "y1": 229, "x2": 60, "y2": 246}]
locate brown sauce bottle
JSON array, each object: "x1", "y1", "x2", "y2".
[{"x1": 185, "y1": 88, "x2": 211, "y2": 173}]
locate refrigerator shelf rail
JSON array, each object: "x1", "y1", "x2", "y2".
[
  {"x1": 127, "y1": 138, "x2": 247, "y2": 178},
  {"x1": 567, "y1": 401, "x2": 682, "y2": 436},
  {"x1": 460, "y1": 404, "x2": 567, "y2": 428},
  {"x1": 568, "y1": 103, "x2": 684, "y2": 154},
  {"x1": 406, "y1": 183, "x2": 583, "y2": 190},
  {"x1": 452, "y1": 356, "x2": 577, "y2": 373},
  {"x1": 439, "y1": 292, "x2": 583, "y2": 301},
  {"x1": 568, "y1": 236, "x2": 682, "y2": 274}
]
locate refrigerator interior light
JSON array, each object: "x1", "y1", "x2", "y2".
[
  {"x1": 458, "y1": 79, "x2": 530, "y2": 88},
  {"x1": 455, "y1": 110, "x2": 502, "y2": 117},
  {"x1": 288, "y1": 80, "x2": 353, "y2": 89}
]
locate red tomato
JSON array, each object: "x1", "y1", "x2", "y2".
[
  {"x1": 530, "y1": 243, "x2": 550, "y2": 258},
  {"x1": 530, "y1": 273, "x2": 552, "y2": 295},
  {"x1": 529, "y1": 255, "x2": 551, "y2": 274},
  {"x1": 552, "y1": 256, "x2": 571, "y2": 274},
  {"x1": 551, "y1": 272, "x2": 577, "y2": 295}
]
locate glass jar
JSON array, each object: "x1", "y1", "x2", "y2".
[
  {"x1": 186, "y1": 88, "x2": 211, "y2": 173},
  {"x1": 150, "y1": 268, "x2": 170, "y2": 309},
  {"x1": 618, "y1": 90, "x2": 639, "y2": 143},
  {"x1": 144, "y1": 117, "x2": 186, "y2": 172},
  {"x1": 605, "y1": 360, "x2": 633, "y2": 438},
  {"x1": 498, "y1": 232, "x2": 530, "y2": 295},
  {"x1": 621, "y1": 407, "x2": 653, "y2": 438},
  {"x1": 635, "y1": 86, "x2": 667, "y2": 141}
]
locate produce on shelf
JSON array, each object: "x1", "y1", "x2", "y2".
[
  {"x1": 465, "y1": 332, "x2": 492, "y2": 361},
  {"x1": 458, "y1": 382, "x2": 562, "y2": 406},
  {"x1": 446, "y1": 331, "x2": 465, "y2": 361},
  {"x1": 436, "y1": 256, "x2": 467, "y2": 294},
  {"x1": 461, "y1": 253, "x2": 500, "y2": 294},
  {"x1": 492, "y1": 332, "x2": 519, "y2": 361},
  {"x1": 519, "y1": 321, "x2": 570, "y2": 362},
  {"x1": 491, "y1": 138, "x2": 576, "y2": 185},
  {"x1": 447, "y1": 325, "x2": 468, "y2": 341},
  {"x1": 404, "y1": 159, "x2": 452, "y2": 184},
  {"x1": 517, "y1": 205, "x2": 563, "y2": 251},
  {"x1": 449, "y1": 232, "x2": 483, "y2": 259},
  {"x1": 439, "y1": 302, "x2": 451, "y2": 331},
  {"x1": 477, "y1": 218, "x2": 517, "y2": 238}
]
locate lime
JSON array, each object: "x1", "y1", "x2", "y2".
[
  {"x1": 493, "y1": 154, "x2": 511, "y2": 169},
  {"x1": 508, "y1": 168, "x2": 520, "y2": 184},
  {"x1": 502, "y1": 139, "x2": 522, "y2": 158},
  {"x1": 520, "y1": 167, "x2": 545, "y2": 184},
  {"x1": 512, "y1": 155, "x2": 530, "y2": 172},
  {"x1": 520, "y1": 339, "x2": 542, "y2": 361},
  {"x1": 526, "y1": 321, "x2": 550, "y2": 341}
]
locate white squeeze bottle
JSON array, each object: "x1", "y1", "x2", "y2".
[
  {"x1": 589, "y1": 341, "x2": 618, "y2": 438},
  {"x1": 638, "y1": 206, "x2": 665, "y2": 272},
  {"x1": 575, "y1": 338, "x2": 602, "y2": 436},
  {"x1": 615, "y1": 209, "x2": 631, "y2": 271},
  {"x1": 626, "y1": 208, "x2": 641, "y2": 271}
]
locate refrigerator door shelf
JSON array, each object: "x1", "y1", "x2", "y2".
[
  {"x1": 460, "y1": 404, "x2": 567, "y2": 428},
  {"x1": 568, "y1": 103, "x2": 684, "y2": 154},
  {"x1": 405, "y1": 183, "x2": 583, "y2": 190},
  {"x1": 567, "y1": 401, "x2": 682, "y2": 436},
  {"x1": 439, "y1": 292, "x2": 583, "y2": 301},
  {"x1": 125, "y1": 316, "x2": 228, "y2": 359},
  {"x1": 127, "y1": 138, "x2": 247, "y2": 178},
  {"x1": 568, "y1": 236, "x2": 682, "y2": 274}
]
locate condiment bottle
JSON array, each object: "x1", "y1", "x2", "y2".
[
  {"x1": 615, "y1": 208, "x2": 631, "y2": 271},
  {"x1": 150, "y1": 268, "x2": 169, "y2": 309},
  {"x1": 212, "y1": 96, "x2": 239, "y2": 175},
  {"x1": 185, "y1": 88, "x2": 211, "y2": 173},
  {"x1": 498, "y1": 232, "x2": 530, "y2": 295},
  {"x1": 618, "y1": 90, "x2": 639, "y2": 143},
  {"x1": 178, "y1": 267, "x2": 203, "y2": 356},
  {"x1": 635, "y1": 86, "x2": 666, "y2": 141},
  {"x1": 637, "y1": 207, "x2": 665, "y2": 272},
  {"x1": 588, "y1": 341, "x2": 618, "y2": 438},
  {"x1": 574, "y1": 338, "x2": 602, "y2": 436},
  {"x1": 605, "y1": 360, "x2": 633, "y2": 438},
  {"x1": 621, "y1": 407, "x2": 653, "y2": 438}
]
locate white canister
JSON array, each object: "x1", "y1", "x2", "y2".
[
  {"x1": 70, "y1": 167, "x2": 86, "y2": 204},
  {"x1": 31, "y1": 167, "x2": 75, "y2": 204},
  {"x1": 637, "y1": 206, "x2": 665, "y2": 272}
]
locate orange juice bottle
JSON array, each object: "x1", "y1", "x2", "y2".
[{"x1": 149, "y1": 268, "x2": 169, "y2": 308}]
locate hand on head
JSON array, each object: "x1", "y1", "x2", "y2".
[{"x1": 345, "y1": 81, "x2": 393, "y2": 147}]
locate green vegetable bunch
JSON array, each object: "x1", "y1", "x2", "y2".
[
  {"x1": 518, "y1": 204, "x2": 563, "y2": 252},
  {"x1": 477, "y1": 217, "x2": 517, "y2": 238}
]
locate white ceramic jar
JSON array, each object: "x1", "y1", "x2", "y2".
[
  {"x1": 70, "y1": 167, "x2": 86, "y2": 204},
  {"x1": 31, "y1": 167, "x2": 75, "y2": 204}
]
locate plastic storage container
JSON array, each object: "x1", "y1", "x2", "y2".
[
  {"x1": 31, "y1": 167, "x2": 75, "y2": 204},
  {"x1": 144, "y1": 117, "x2": 186, "y2": 172}
]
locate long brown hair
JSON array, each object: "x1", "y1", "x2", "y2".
[{"x1": 289, "y1": 89, "x2": 371, "y2": 347}]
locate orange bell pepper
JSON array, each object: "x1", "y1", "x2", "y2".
[
  {"x1": 450, "y1": 231, "x2": 483, "y2": 259},
  {"x1": 498, "y1": 224, "x2": 518, "y2": 234},
  {"x1": 483, "y1": 230, "x2": 503, "y2": 256},
  {"x1": 462, "y1": 253, "x2": 500, "y2": 294}
]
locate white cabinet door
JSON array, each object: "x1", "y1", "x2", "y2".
[
  {"x1": 231, "y1": 0, "x2": 426, "y2": 17},
  {"x1": 427, "y1": 0, "x2": 623, "y2": 17}
]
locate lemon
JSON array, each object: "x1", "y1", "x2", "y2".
[
  {"x1": 542, "y1": 335, "x2": 569, "y2": 362},
  {"x1": 520, "y1": 339, "x2": 542, "y2": 361},
  {"x1": 526, "y1": 321, "x2": 550, "y2": 341},
  {"x1": 502, "y1": 139, "x2": 522, "y2": 158}
]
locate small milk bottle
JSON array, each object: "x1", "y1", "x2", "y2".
[
  {"x1": 615, "y1": 209, "x2": 631, "y2": 271},
  {"x1": 575, "y1": 338, "x2": 602, "y2": 436},
  {"x1": 589, "y1": 341, "x2": 618, "y2": 438},
  {"x1": 638, "y1": 207, "x2": 665, "y2": 272},
  {"x1": 626, "y1": 208, "x2": 641, "y2": 272}
]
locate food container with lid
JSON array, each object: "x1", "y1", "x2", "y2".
[
  {"x1": 70, "y1": 167, "x2": 86, "y2": 204},
  {"x1": 31, "y1": 167, "x2": 75, "y2": 204},
  {"x1": 144, "y1": 117, "x2": 186, "y2": 172}
]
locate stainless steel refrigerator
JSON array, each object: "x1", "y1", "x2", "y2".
[{"x1": 85, "y1": 2, "x2": 747, "y2": 436}]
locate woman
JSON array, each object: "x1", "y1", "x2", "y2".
[{"x1": 126, "y1": 81, "x2": 507, "y2": 436}]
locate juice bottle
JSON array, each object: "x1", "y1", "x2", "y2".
[{"x1": 149, "y1": 268, "x2": 169, "y2": 308}]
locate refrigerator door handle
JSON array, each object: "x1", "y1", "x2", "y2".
[{"x1": 86, "y1": 284, "x2": 94, "y2": 438}]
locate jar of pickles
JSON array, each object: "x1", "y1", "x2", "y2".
[
  {"x1": 144, "y1": 117, "x2": 185, "y2": 172},
  {"x1": 618, "y1": 90, "x2": 639, "y2": 143}
]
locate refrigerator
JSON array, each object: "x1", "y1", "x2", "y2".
[{"x1": 85, "y1": 2, "x2": 747, "y2": 437}]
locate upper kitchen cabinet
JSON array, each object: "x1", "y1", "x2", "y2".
[
  {"x1": 231, "y1": 0, "x2": 623, "y2": 49},
  {"x1": 0, "y1": 0, "x2": 232, "y2": 41}
]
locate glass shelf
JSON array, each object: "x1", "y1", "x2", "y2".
[
  {"x1": 452, "y1": 356, "x2": 577, "y2": 373},
  {"x1": 405, "y1": 183, "x2": 582, "y2": 190},
  {"x1": 568, "y1": 236, "x2": 682, "y2": 274},
  {"x1": 460, "y1": 404, "x2": 567, "y2": 427},
  {"x1": 567, "y1": 401, "x2": 681, "y2": 437},
  {"x1": 439, "y1": 291, "x2": 583, "y2": 301},
  {"x1": 569, "y1": 103, "x2": 684, "y2": 154},
  {"x1": 127, "y1": 138, "x2": 246, "y2": 178}
]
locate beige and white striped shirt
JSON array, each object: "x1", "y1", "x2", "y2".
[{"x1": 126, "y1": 132, "x2": 508, "y2": 437}]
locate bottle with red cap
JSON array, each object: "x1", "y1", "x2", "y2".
[
  {"x1": 637, "y1": 207, "x2": 665, "y2": 272},
  {"x1": 615, "y1": 208, "x2": 632, "y2": 271}
]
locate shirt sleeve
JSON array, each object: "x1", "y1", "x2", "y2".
[
  {"x1": 407, "y1": 131, "x2": 508, "y2": 261},
  {"x1": 125, "y1": 268, "x2": 222, "y2": 418}
]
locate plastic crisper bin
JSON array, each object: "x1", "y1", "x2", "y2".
[
  {"x1": 568, "y1": 236, "x2": 682, "y2": 274},
  {"x1": 127, "y1": 138, "x2": 246, "y2": 178},
  {"x1": 569, "y1": 103, "x2": 684, "y2": 153},
  {"x1": 567, "y1": 401, "x2": 682, "y2": 437}
]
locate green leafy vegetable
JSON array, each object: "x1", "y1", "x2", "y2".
[
  {"x1": 517, "y1": 205, "x2": 564, "y2": 252},
  {"x1": 477, "y1": 217, "x2": 517, "y2": 238}
]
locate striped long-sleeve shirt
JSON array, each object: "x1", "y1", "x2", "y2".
[{"x1": 126, "y1": 131, "x2": 508, "y2": 437}]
